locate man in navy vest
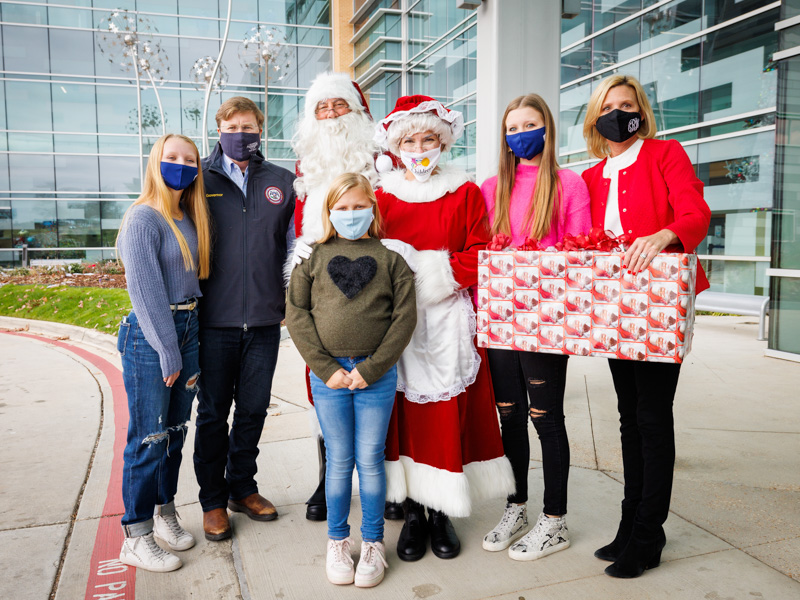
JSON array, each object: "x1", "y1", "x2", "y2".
[{"x1": 195, "y1": 96, "x2": 295, "y2": 541}]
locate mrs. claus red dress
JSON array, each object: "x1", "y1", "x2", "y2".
[{"x1": 377, "y1": 165, "x2": 515, "y2": 518}]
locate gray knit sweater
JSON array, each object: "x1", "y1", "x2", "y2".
[{"x1": 117, "y1": 204, "x2": 202, "y2": 377}]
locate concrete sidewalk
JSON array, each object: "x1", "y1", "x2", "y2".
[{"x1": 1, "y1": 315, "x2": 798, "y2": 600}]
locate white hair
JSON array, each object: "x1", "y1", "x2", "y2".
[
  {"x1": 385, "y1": 112, "x2": 456, "y2": 155},
  {"x1": 292, "y1": 110, "x2": 380, "y2": 199}
]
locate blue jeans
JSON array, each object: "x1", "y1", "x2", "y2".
[
  {"x1": 118, "y1": 308, "x2": 200, "y2": 536},
  {"x1": 309, "y1": 357, "x2": 397, "y2": 542},
  {"x1": 193, "y1": 325, "x2": 281, "y2": 511}
]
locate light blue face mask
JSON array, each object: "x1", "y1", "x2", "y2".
[{"x1": 329, "y1": 207, "x2": 374, "y2": 240}]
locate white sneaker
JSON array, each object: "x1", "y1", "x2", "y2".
[
  {"x1": 483, "y1": 503, "x2": 528, "y2": 551},
  {"x1": 120, "y1": 532, "x2": 182, "y2": 572},
  {"x1": 326, "y1": 537, "x2": 355, "y2": 585},
  {"x1": 153, "y1": 508, "x2": 195, "y2": 551},
  {"x1": 355, "y1": 540, "x2": 388, "y2": 588},
  {"x1": 508, "y1": 513, "x2": 570, "y2": 561}
]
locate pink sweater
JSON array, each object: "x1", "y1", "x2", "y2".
[{"x1": 481, "y1": 164, "x2": 592, "y2": 248}]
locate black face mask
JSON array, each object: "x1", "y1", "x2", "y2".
[{"x1": 595, "y1": 109, "x2": 642, "y2": 143}]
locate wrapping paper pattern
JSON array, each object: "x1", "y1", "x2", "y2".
[{"x1": 476, "y1": 249, "x2": 697, "y2": 363}]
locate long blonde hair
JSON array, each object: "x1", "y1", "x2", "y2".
[
  {"x1": 318, "y1": 173, "x2": 383, "y2": 243},
  {"x1": 583, "y1": 74, "x2": 657, "y2": 159},
  {"x1": 492, "y1": 94, "x2": 562, "y2": 242},
  {"x1": 118, "y1": 134, "x2": 211, "y2": 279}
]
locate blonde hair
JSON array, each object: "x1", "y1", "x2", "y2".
[
  {"x1": 583, "y1": 74, "x2": 657, "y2": 158},
  {"x1": 117, "y1": 134, "x2": 211, "y2": 279},
  {"x1": 491, "y1": 94, "x2": 562, "y2": 242},
  {"x1": 215, "y1": 96, "x2": 264, "y2": 129},
  {"x1": 318, "y1": 173, "x2": 383, "y2": 243}
]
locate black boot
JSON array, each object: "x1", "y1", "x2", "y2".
[
  {"x1": 605, "y1": 527, "x2": 666, "y2": 578},
  {"x1": 384, "y1": 501, "x2": 404, "y2": 520},
  {"x1": 428, "y1": 508, "x2": 460, "y2": 559},
  {"x1": 305, "y1": 436, "x2": 327, "y2": 521},
  {"x1": 397, "y1": 499, "x2": 428, "y2": 562},
  {"x1": 594, "y1": 508, "x2": 635, "y2": 562}
]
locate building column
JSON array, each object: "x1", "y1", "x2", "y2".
[
  {"x1": 332, "y1": 0, "x2": 355, "y2": 74},
  {"x1": 475, "y1": 0, "x2": 561, "y2": 183}
]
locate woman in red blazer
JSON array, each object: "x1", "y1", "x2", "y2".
[{"x1": 581, "y1": 74, "x2": 710, "y2": 579}]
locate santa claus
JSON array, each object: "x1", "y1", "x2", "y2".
[
  {"x1": 374, "y1": 95, "x2": 515, "y2": 561},
  {"x1": 290, "y1": 72, "x2": 401, "y2": 523}
]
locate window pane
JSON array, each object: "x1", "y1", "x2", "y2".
[
  {"x1": 9, "y1": 155, "x2": 55, "y2": 196},
  {"x1": 594, "y1": 0, "x2": 642, "y2": 32},
  {"x1": 96, "y1": 86, "x2": 139, "y2": 135},
  {"x1": 11, "y1": 200, "x2": 58, "y2": 248},
  {"x1": 58, "y1": 201, "x2": 102, "y2": 248},
  {"x1": 55, "y1": 156, "x2": 100, "y2": 193},
  {"x1": 99, "y1": 157, "x2": 140, "y2": 194},
  {"x1": 2, "y1": 25, "x2": 50, "y2": 73},
  {"x1": 102, "y1": 200, "x2": 133, "y2": 247},
  {"x1": 49, "y1": 29, "x2": 95, "y2": 76},
  {"x1": 639, "y1": 41, "x2": 700, "y2": 131},
  {"x1": 592, "y1": 18, "x2": 641, "y2": 72},
  {"x1": 52, "y1": 84, "x2": 98, "y2": 135}
]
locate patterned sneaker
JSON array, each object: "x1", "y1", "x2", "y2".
[
  {"x1": 326, "y1": 537, "x2": 355, "y2": 585},
  {"x1": 120, "y1": 532, "x2": 182, "y2": 572},
  {"x1": 483, "y1": 503, "x2": 528, "y2": 551},
  {"x1": 355, "y1": 540, "x2": 389, "y2": 588},
  {"x1": 153, "y1": 507, "x2": 195, "y2": 551},
  {"x1": 508, "y1": 513, "x2": 570, "y2": 561}
]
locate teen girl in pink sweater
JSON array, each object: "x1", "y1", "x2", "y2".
[{"x1": 479, "y1": 93, "x2": 591, "y2": 562}]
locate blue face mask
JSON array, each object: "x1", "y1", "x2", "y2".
[
  {"x1": 219, "y1": 131, "x2": 261, "y2": 161},
  {"x1": 329, "y1": 208, "x2": 374, "y2": 240},
  {"x1": 160, "y1": 161, "x2": 198, "y2": 191},
  {"x1": 506, "y1": 127, "x2": 546, "y2": 160}
]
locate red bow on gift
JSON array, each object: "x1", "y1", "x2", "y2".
[
  {"x1": 554, "y1": 228, "x2": 631, "y2": 252},
  {"x1": 487, "y1": 233, "x2": 513, "y2": 251}
]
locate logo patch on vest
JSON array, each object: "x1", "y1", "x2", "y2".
[{"x1": 265, "y1": 186, "x2": 284, "y2": 204}]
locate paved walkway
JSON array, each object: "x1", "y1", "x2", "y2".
[{"x1": 1, "y1": 315, "x2": 798, "y2": 600}]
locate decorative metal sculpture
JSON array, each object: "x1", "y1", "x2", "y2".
[
  {"x1": 238, "y1": 25, "x2": 292, "y2": 158},
  {"x1": 191, "y1": 56, "x2": 229, "y2": 154},
  {"x1": 97, "y1": 8, "x2": 170, "y2": 183}
]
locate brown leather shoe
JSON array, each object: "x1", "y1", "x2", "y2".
[
  {"x1": 228, "y1": 493, "x2": 278, "y2": 522},
  {"x1": 203, "y1": 508, "x2": 232, "y2": 541}
]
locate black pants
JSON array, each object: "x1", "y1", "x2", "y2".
[
  {"x1": 608, "y1": 359, "x2": 681, "y2": 539},
  {"x1": 487, "y1": 349, "x2": 570, "y2": 515},
  {"x1": 194, "y1": 325, "x2": 281, "y2": 512}
]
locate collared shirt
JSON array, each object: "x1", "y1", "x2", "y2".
[
  {"x1": 602, "y1": 137, "x2": 644, "y2": 237},
  {"x1": 222, "y1": 152, "x2": 249, "y2": 194}
]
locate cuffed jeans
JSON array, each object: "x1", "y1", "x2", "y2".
[
  {"x1": 608, "y1": 359, "x2": 681, "y2": 540},
  {"x1": 487, "y1": 348, "x2": 570, "y2": 515},
  {"x1": 194, "y1": 325, "x2": 280, "y2": 512},
  {"x1": 309, "y1": 357, "x2": 397, "y2": 542},
  {"x1": 118, "y1": 308, "x2": 200, "y2": 536}
]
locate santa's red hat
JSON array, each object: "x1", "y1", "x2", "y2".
[
  {"x1": 303, "y1": 71, "x2": 372, "y2": 121},
  {"x1": 374, "y1": 95, "x2": 464, "y2": 154}
]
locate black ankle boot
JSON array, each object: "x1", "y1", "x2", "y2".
[
  {"x1": 605, "y1": 528, "x2": 666, "y2": 578},
  {"x1": 305, "y1": 436, "x2": 327, "y2": 521},
  {"x1": 428, "y1": 508, "x2": 460, "y2": 559},
  {"x1": 594, "y1": 510, "x2": 635, "y2": 562},
  {"x1": 384, "y1": 501, "x2": 404, "y2": 520},
  {"x1": 397, "y1": 499, "x2": 428, "y2": 562}
]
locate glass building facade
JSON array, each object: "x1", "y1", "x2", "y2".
[
  {"x1": 560, "y1": 0, "x2": 781, "y2": 297},
  {"x1": 351, "y1": 0, "x2": 477, "y2": 171},
  {"x1": 0, "y1": 0, "x2": 331, "y2": 265}
]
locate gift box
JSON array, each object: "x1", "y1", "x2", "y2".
[{"x1": 477, "y1": 249, "x2": 697, "y2": 363}]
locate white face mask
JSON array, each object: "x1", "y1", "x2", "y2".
[{"x1": 400, "y1": 147, "x2": 441, "y2": 182}]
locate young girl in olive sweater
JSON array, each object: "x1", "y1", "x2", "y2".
[{"x1": 286, "y1": 172, "x2": 416, "y2": 588}]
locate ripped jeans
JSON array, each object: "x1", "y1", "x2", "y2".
[
  {"x1": 487, "y1": 348, "x2": 570, "y2": 515},
  {"x1": 118, "y1": 307, "x2": 200, "y2": 536}
]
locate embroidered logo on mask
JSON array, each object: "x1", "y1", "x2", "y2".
[{"x1": 628, "y1": 117, "x2": 640, "y2": 133}]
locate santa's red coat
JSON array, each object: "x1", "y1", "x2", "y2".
[{"x1": 376, "y1": 173, "x2": 515, "y2": 517}]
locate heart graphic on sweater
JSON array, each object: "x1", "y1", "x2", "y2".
[{"x1": 327, "y1": 255, "x2": 378, "y2": 299}]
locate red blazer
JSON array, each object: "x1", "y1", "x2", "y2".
[{"x1": 581, "y1": 138, "x2": 711, "y2": 293}]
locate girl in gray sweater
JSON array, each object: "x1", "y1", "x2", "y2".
[
  {"x1": 115, "y1": 134, "x2": 211, "y2": 573},
  {"x1": 286, "y1": 173, "x2": 416, "y2": 588}
]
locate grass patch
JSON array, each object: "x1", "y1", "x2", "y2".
[{"x1": 0, "y1": 284, "x2": 131, "y2": 334}]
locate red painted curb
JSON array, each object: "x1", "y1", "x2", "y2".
[{"x1": 3, "y1": 332, "x2": 135, "y2": 599}]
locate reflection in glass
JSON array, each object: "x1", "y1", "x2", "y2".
[
  {"x1": 58, "y1": 201, "x2": 102, "y2": 249},
  {"x1": 11, "y1": 200, "x2": 58, "y2": 248}
]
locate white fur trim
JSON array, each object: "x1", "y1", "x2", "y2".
[
  {"x1": 375, "y1": 100, "x2": 464, "y2": 150},
  {"x1": 300, "y1": 186, "x2": 327, "y2": 242},
  {"x1": 414, "y1": 249, "x2": 459, "y2": 306},
  {"x1": 463, "y1": 456, "x2": 516, "y2": 505},
  {"x1": 303, "y1": 72, "x2": 367, "y2": 122},
  {"x1": 307, "y1": 405, "x2": 322, "y2": 439},
  {"x1": 375, "y1": 153, "x2": 393, "y2": 173},
  {"x1": 386, "y1": 455, "x2": 515, "y2": 517},
  {"x1": 385, "y1": 460, "x2": 408, "y2": 504},
  {"x1": 378, "y1": 164, "x2": 471, "y2": 204}
]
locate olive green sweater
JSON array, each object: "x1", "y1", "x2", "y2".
[{"x1": 286, "y1": 236, "x2": 416, "y2": 385}]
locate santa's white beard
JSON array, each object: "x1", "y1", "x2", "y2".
[{"x1": 293, "y1": 111, "x2": 380, "y2": 200}]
